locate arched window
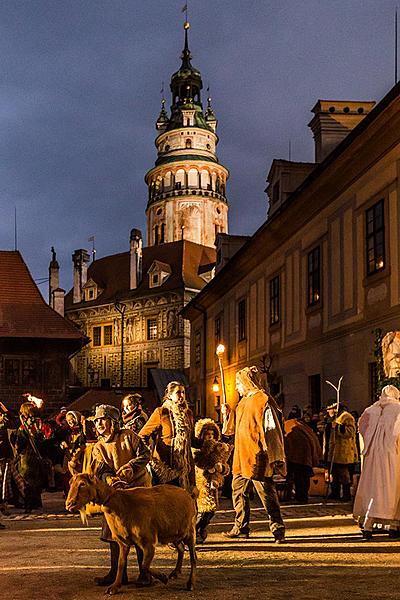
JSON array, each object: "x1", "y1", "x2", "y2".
[
  {"x1": 160, "y1": 223, "x2": 165, "y2": 243},
  {"x1": 154, "y1": 225, "x2": 159, "y2": 245},
  {"x1": 185, "y1": 138, "x2": 192, "y2": 149},
  {"x1": 175, "y1": 169, "x2": 185, "y2": 189},
  {"x1": 188, "y1": 168, "x2": 198, "y2": 188},
  {"x1": 201, "y1": 170, "x2": 211, "y2": 190}
]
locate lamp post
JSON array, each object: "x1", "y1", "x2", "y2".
[
  {"x1": 212, "y1": 375, "x2": 221, "y2": 422},
  {"x1": 216, "y1": 343, "x2": 227, "y2": 406},
  {"x1": 114, "y1": 300, "x2": 127, "y2": 388}
]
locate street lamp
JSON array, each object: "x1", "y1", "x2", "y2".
[
  {"x1": 215, "y1": 344, "x2": 227, "y2": 405},
  {"x1": 114, "y1": 300, "x2": 127, "y2": 388},
  {"x1": 212, "y1": 376, "x2": 220, "y2": 394}
]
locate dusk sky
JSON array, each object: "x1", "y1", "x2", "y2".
[{"x1": 1, "y1": 0, "x2": 398, "y2": 293}]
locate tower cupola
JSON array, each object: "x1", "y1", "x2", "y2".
[{"x1": 144, "y1": 21, "x2": 229, "y2": 249}]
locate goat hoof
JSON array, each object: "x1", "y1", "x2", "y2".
[
  {"x1": 135, "y1": 574, "x2": 153, "y2": 588},
  {"x1": 105, "y1": 585, "x2": 120, "y2": 595}
]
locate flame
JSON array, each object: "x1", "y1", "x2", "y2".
[{"x1": 24, "y1": 394, "x2": 44, "y2": 409}]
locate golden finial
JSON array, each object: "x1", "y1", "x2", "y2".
[{"x1": 184, "y1": 21, "x2": 190, "y2": 30}]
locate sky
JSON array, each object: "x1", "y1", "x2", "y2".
[{"x1": 0, "y1": 0, "x2": 398, "y2": 294}]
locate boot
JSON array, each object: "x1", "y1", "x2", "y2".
[
  {"x1": 94, "y1": 541, "x2": 128, "y2": 586},
  {"x1": 341, "y1": 484, "x2": 351, "y2": 502}
]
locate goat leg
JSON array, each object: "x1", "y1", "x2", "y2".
[
  {"x1": 168, "y1": 542, "x2": 184, "y2": 580},
  {"x1": 185, "y1": 536, "x2": 197, "y2": 591},
  {"x1": 134, "y1": 542, "x2": 155, "y2": 587},
  {"x1": 106, "y1": 543, "x2": 129, "y2": 595}
]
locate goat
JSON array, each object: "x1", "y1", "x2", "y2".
[{"x1": 66, "y1": 473, "x2": 197, "y2": 594}]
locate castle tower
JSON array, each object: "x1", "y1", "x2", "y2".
[{"x1": 145, "y1": 22, "x2": 229, "y2": 247}]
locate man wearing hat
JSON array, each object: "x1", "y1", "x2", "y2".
[
  {"x1": 91, "y1": 404, "x2": 151, "y2": 587},
  {"x1": 326, "y1": 401, "x2": 357, "y2": 501}
]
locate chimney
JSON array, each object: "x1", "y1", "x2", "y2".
[
  {"x1": 48, "y1": 246, "x2": 59, "y2": 305},
  {"x1": 72, "y1": 249, "x2": 90, "y2": 303},
  {"x1": 130, "y1": 229, "x2": 142, "y2": 290},
  {"x1": 52, "y1": 288, "x2": 65, "y2": 317},
  {"x1": 308, "y1": 100, "x2": 375, "y2": 163}
]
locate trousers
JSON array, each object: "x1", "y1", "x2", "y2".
[{"x1": 232, "y1": 473, "x2": 285, "y2": 534}]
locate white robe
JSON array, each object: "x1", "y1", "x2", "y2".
[{"x1": 353, "y1": 397, "x2": 400, "y2": 523}]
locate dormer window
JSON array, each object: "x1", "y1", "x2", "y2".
[
  {"x1": 83, "y1": 278, "x2": 99, "y2": 302},
  {"x1": 148, "y1": 260, "x2": 172, "y2": 288}
]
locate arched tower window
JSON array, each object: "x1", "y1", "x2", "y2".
[
  {"x1": 188, "y1": 168, "x2": 198, "y2": 187},
  {"x1": 175, "y1": 169, "x2": 185, "y2": 190},
  {"x1": 201, "y1": 170, "x2": 211, "y2": 190},
  {"x1": 185, "y1": 138, "x2": 192, "y2": 148},
  {"x1": 154, "y1": 225, "x2": 159, "y2": 245},
  {"x1": 160, "y1": 223, "x2": 165, "y2": 243}
]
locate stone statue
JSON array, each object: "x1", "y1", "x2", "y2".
[
  {"x1": 382, "y1": 331, "x2": 400, "y2": 378},
  {"x1": 114, "y1": 319, "x2": 121, "y2": 345},
  {"x1": 167, "y1": 309, "x2": 176, "y2": 337},
  {"x1": 125, "y1": 318, "x2": 134, "y2": 344}
]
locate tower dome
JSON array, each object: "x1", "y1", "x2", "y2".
[{"x1": 145, "y1": 22, "x2": 229, "y2": 248}]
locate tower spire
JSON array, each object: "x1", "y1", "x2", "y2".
[{"x1": 181, "y1": 20, "x2": 192, "y2": 69}]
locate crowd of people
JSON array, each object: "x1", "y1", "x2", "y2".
[{"x1": 1, "y1": 373, "x2": 399, "y2": 560}]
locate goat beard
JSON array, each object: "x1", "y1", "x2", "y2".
[{"x1": 78, "y1": 502, "x2": 103, "y2": 526}]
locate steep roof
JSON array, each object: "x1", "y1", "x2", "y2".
[
  {"x1": 65, "y1": 240, "x2": 216, "y2": 309},
  {"x1": 0, "y1": 251, "x2": 84, "y2": 341}
]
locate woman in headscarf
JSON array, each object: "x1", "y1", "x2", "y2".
[
  {"x1": 60, "y1": 411, "x2": 86, "y2": 495},
  {"x1": 353, "y1": 384, "x2": 400, "y2": 540},
  {"x1": 121, "y1": 393, "x2": 148, "y2": 434},
  {"x1": 139, "y1": 381, "x2": 197, "y2": 492}
]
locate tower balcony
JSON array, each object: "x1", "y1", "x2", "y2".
[{"x1": 147, "y1": 186, "x2": 228, "y2": 208}]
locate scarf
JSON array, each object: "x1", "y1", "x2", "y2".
[{"x1": 163, "y1": 398, "x2": 193, "y2": 491}]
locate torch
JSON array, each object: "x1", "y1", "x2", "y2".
[{"x1": 216, "y1": 344, "x2": 234, "y2": 435}]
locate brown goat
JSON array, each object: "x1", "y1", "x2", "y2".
[{"x1": 66, "y1": 473, "x2": 197, "y2": 594}]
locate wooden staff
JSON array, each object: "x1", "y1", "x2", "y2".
[{"x1": 324, "y1": 376, "x2": 343, "y2": 501}]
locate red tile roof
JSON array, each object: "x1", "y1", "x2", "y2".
[
  {"x1": 0, "y1": 251, "x2": 84, "y2": 340},
  {"x1": 65, "y1": 240, "x2": 216, "y2": 309}
]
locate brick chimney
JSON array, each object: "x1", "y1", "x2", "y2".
[
  {"x1": 130, "y1": 229, "x2": 142, "y2": 290},
  {"x1": 308, "y1": 100, "x2": 375, "y2": 163},
  {"x1": 72, "y1": 249, "x2": 90, "y2": 303}
]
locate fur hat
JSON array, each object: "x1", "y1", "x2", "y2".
[
  {"x1": 93, "y1": 404, "x2": 120, "y2": 422},
  {"x1": 195, "y1": 418, "x2": 221, "y2": 440}
]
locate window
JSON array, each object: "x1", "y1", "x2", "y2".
[
  {"x1": 22, "y1": 360, "x2": 38, "y2": 385},
  {"x1": 215, "y1": 316, "x2": 221, "y2": 345},
  {"x1": 92, "y1": 324, "x2": 113, "y2": 347},
  {"x1": 5, "y1": 359, "x2": 20, "y2": 385},
  {"x1": 147, "y1": 318, "x2": 158, "y2": 340},
  {"x1": 308, "y1": 374, "x2": 321, "y2": 413},
  {"x1": 270, "y1": 275, "x2": 280, "y2": 325},
  {"x1": 195, "y1": 330, "x2": 201, "y2": 364},
  {"x1": 238, "y1": 299, "x2": 247, "y2": 342},
  {"x1": 307, "y1": 246, "x2": 321, "y2": 306},
  {"x1": 152, "y1": 273, "x2": 159, "y2": 285},
  {"x1": 185, "y1": 138, "x2": 192, "y2": 148},
  {"x1": 366, "y1": 199, "x2": 385, "y2": 275},
  {"x1": 93, "y1": 327, "x2": 101, "y2": 347},
  {"x1": 175, "y1": 181, "x2": 182, "y2": 190},
  {"x1": 369, "y1": 362, "x2": 379, "y2": 404},
  {"x1": 272, "y1": 181, "x2": 280, "y2": 204},
  {"x1": 103, "y1": 325, "x2": 113, "y2": 346}
]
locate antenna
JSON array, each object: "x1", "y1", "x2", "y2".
[
  {"x1": 88, "y1": 235, "x2": 96, "y2": 261},
  {"x1": 14, "y1": 206, "x2": 17, "y2": 250},
  {"x1": 396, "y1": 7, "x2": 398, "y2": 84}
]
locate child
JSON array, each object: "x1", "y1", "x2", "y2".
[{"x1": 193, "y1": 418, "x2": 232, "y2": 544}]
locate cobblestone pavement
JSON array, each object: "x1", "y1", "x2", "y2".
[{"x1": 2, "y1": 493, "x2": 398, "y2": 600}]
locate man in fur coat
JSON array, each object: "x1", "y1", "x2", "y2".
[
  {"x1": 222, "y1": 366, "x2": 286, "y2": 543},
  {"x1": 193, "y1": 418, "x2": 231, "y2": 543},
  {"x1": 91, "y1": 404, "x2": 151, "y2": 587}
]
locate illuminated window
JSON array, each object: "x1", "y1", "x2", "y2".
[
  {"x1": 147, "y1": 318, "x2": 158, "y2": 340},
  {"x1": 366, "y1": 199, "x2": 385, "y2": 275},
  {"x1": 92, "y1": 324, "x2": 113, "y2": 347},
  {"x1": 93, "y1": 327, "x2": 101, "y2": 346},
  {"x1": 270, "y1": 275, "x2": 280, "y2": 325},
  {"x1": 307, "y1": 246, "x2": 321, "y2": 306},
  {"x1": 103, "y1": 325, "x2": 113, "y2": 346}
]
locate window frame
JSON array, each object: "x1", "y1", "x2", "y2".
[
  {"x1": 366, "y1": 199, "x2": 385, "y2": 275},
  {"x1": 238, "y1": 298, "x2": 247, "y2": 342},
  {"x1": 269, "y1": 275, "x2": 280, "y2": 325},
  {"x1": 307, "y1": 246, "x2": 321, "y2": 307},
  {"x1": 146, "y1": 317, "x2": 158, "y2": 341}
]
